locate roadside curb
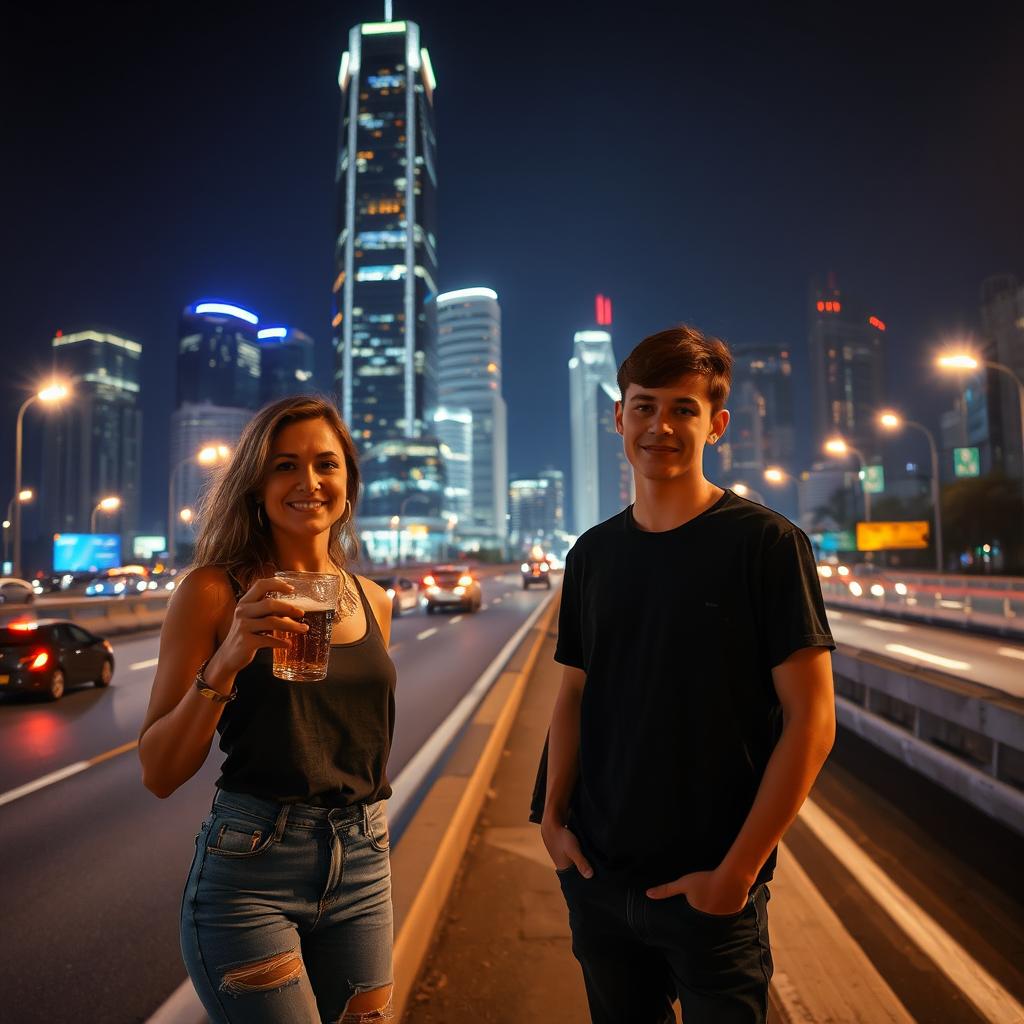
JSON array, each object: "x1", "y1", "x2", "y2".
[{"x1": 389, "y1": 592, "x2": 560, "y2": 1020}]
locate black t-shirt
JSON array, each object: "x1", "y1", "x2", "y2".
[{"x1": 532, "y1": 489, "x2": 834, "y2": 889}]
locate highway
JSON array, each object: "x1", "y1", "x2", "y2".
[
  {"x1": 0, "y1": 570, "x2": 553, "y2": 1023},
  {"x1": 1, "y1": 577, "x2": 1021, "y2": 1022},
  {"x1": 825, "y1": 605, "x2": 1024, "y2": 697}
]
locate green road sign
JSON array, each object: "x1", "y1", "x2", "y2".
[
  {"x1": 953, "y1": 446, "x2": 980, "y2": 478},
  {"x1": 860, "y1": 464, "x2": 885, "y2": 494}
]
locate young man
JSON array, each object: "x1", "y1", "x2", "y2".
[{"x1": 535, "y1": 326, "x2": 836, "y2": 1023}]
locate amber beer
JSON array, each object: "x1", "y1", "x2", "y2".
[{"x1": 271, "y1": 572, "x2": 340, "y2": 682}]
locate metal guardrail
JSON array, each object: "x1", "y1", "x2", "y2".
[
  {"x1": 832, "y1": 644, "x2": 1024, "y2": 835},
  {"x1": 0, "y1": 592, "x2": 171, "y2": 634},
  {"x1": 820, "y1": 571, "x2": 1024, "y2": 638}
]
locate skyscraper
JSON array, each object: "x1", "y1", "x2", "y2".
[
  {"x1": 433, "y1": 406, "x2": 473, "y2": 526},
  {"x1": 569, "y1": 303, "x2": 632, "y2": 534},
  {"x1": 980, "y1": 273, "x2": 1024, "y2": 479},
  {"x1": 434, "y1": 288, "x2": 507, "y2": 554},
  {"x1": 808, "y1": 276, "x2": 886, "y2": 460},
  {"x1": 333, "y1": 18, "x2": 438, "y2": 446},
  {"x1": 42, "y1": 329, "x2": 143, "y2": 560},
  {"x1": 171, "y1": 301, "x2": 262, "y2": 552},
  {"x1": 509, "y1": 469, "x2": 565, "y2": 552},
  {"x1": 257, "y1": 327, "x2": 316, "y2": 404}
]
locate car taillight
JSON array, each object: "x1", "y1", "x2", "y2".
[
  {"x1": 458, "y1": 575, "x2": 473, "y2": 587},
  {"x1": 102, "y1": 640, "x2": 113, "y2": 653},
  {"x1": 19, "y1": 648, "x2": 50, "y2": 671},
  {"x1": 422, "y1": 575, "x2": 436, "y2": 587}
]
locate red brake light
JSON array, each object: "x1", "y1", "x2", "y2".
[{"x1": 19, "y1": 648, "x2": 50, "y2": 671}]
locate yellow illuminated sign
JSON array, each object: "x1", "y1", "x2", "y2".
[{"x1": 856, "y1": 521, "x2": 930, "y2": 551}]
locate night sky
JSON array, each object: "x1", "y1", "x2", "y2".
[{"x1": 5, "y1": 1, "x2": 1023, "y2": 535}]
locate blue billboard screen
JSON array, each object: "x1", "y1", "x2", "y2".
[{"x1": 53, "y1": 534, "x2": 121, "y2": 573}]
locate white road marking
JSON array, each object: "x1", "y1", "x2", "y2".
[
  {"x1": 130, "y1": 657, "x2": 159, "y2": 670},
  {"x1": 0, "y1": 763, "x2": 90, "y2": 808},
  {"x1": 861, "y1": 619, "x2": 910, "y2": 633},
  {"x1": 0, "y1": 739, "x2": 138, "y2": 809},
  {"x1": 492, "y1": 596, "x2": 503, "y2": 604},
  {"x1": 449, "y1": 616, "x2": 463, "y2": 625},
  {"x1": 416, "y1": 628, "x2": 437, "y2": 641},
  {"x1": 997, "y1": 646, "x2": 1024, "y2": 661},
  {"x1": 800, "y1": 799, "x2": 1024, "y2": 1023},
  {"x1": 883, "y1": 644, "x2": 970, "y2": 672},
  {"x1": 827, "y1": 609, "x2": 844, "y2": 619}
]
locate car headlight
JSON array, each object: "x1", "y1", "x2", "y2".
[
  {"x1": 521, "y1": 563, "x2": 530, "y2": 572},
  {"x1": 848, "y1": 581, "x2": 863, "y2": 597},
  {"x1": 165, "y1": 581, "x2": 176, "y2": 590},
  {"x1": 453, "y1": 586, "x2": 466, "y2": 595},
  {"x1": 137, "y1": 581, "x2": 148, "y2": 592},
  {"x1": 458, "y1": 575, "x2": 473, "y2": 587},
  {"x1": 540, "y1": 562, "x2": 549, "y2": 571},
  {"x1": 386, "y1": 588, "x2": 396, "y2": 599},
  {"x1": 870, "y1": 584, "x2": 885, "y2": 597},
  {"x1": 114, "y1": 582, "x2": 125, "y2": 594}
]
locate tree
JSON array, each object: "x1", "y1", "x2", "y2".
[{"x1": 941, "y1": 472, "x2": 1023, "y2": 574}]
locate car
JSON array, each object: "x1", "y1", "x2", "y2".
[
  {"x1": 0, "y1": 619, "x2": 115, "y2": 701},
  {"x1": 84, "y1": 565, "x2": 151, "y2": 597},
  {"x1": 421, "y1": 565, "x2": 482, "y2": 614},
  {"x1": 0, "y1": 577, "x2": 34, "y2": 605},
  {"x1": 370, "y1": 575, "x2": 420, "y2": 617},
  {"x1": 521, "y1": 559, "x2": 552, "y2": 589}
]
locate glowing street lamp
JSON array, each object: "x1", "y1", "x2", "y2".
[
  {"x1": 936, "y1": 348, "x2": 1024, "y2": 484},
  {"x1": 13, "y1": 383, "x2": 71, "y2": 577},
  {"x1": 167, "y1": 443, "x2": 232, "y2": 567},
  {"x1": 91, "y1": 495, "x2": 122, "y2": 533},
  {"x1": 823, "y1": 436, "x2": 871, "y2": 522},
  {"x1": 179, "y1": 507, "x2": 194, "y2": 525},
  {"x1": 877, "y1": 410, "x2": 943, "y2": 571},
  {"x1": 763, "y1": 467, "x2": 787, "y2": 485},
  {"x1": 3, "y1": 489, "x2": 33, "y2": 570}
]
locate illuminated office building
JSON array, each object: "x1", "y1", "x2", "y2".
[
  {"x1": 808, "y1": 276, "x2": 886, "y2": 460},
  {"x1": 171, "y1": 301, "x2": 262, "y2": 551},
  {"x1": 433, "y1": 406, "x2": 473, "y2": 525},
  {"x1": 258, "y1": 326, "x2": 316, "y2": 404},
  {"x1": 41, "y1": 329, "x2": 143, "y2": 559},
  {"x1": 979, "y1": 274, "x2": 1024, "y2": 478},
  {"x1": 358, "y1": 438, "x2": 447, "y2": 563},
  {"x1": 509, "y1": 469, "x2": 565, "y2": 552},
  {"x1": 333, "y1": 18, "x2": 438, "y2": 447},
  {"x1": 434, "y1": 288, "x2": 507, "y2": 553},
  {"x1": 569, "y1": 299, "x2": 632, "y2": 534}
]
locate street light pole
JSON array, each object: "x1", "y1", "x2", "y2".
[
  {"x1": 167, "y1": 444, "x2": 231, "y2": 568},
  {"x1": 903, "y1": 420, "x2": 943, "y2": 573},
  {"x1": 13, "y1": 395, "x2": 37, "y2": 579}
]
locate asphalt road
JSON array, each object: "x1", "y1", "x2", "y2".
[
  {"x1": 826, "y1": 605, "x2": 1024, "y2": 697},
  {"x1": 0, "y1": 570, "x2": 553, "y2": 1024}
]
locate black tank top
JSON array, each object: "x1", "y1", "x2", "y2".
[{"x1": 214, "y1": 571, "x2": 397, "y2": 806}]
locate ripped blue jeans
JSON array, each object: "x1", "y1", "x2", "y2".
[{"x1": 180, "y1": 789, "x2": 393, "y2": 1023}]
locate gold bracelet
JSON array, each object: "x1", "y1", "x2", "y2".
[{"x1": 193, "y1": 657, "x2": 237, "y2": 704}]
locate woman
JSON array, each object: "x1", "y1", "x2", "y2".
[{"x1": 139, "y1": 396, "x2": 397, "y2": 1023}]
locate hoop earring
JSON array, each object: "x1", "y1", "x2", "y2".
[
  {"x1": 256, "y1": 502, "x2": 266, "y2": 529},
  {"x1": 337, "y1": 499, "x2": 352, "y2": 526}
]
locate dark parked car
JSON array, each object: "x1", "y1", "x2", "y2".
[
  {"x1": 0, "y1": 620, "x2": 114, "y2": 701},
  {"x1": 370, "y1": 575, "x2": 420, "y2": 617}
]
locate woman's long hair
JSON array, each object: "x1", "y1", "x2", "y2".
[{"x1": 191, "y1": 395, "x2": 361, "y2": 587}]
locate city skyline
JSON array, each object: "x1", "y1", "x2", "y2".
[{"x1": 5, "y1": 2, "x2": 1023, "y2": 541}]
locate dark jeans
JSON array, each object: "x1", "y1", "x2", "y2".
[{"x1": 558, "y1": 868, "x2": 773, "y2": 1024}]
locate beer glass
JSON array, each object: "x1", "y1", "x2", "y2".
[{"x1": 271, "y1": 571, "x2": 340, "y2": 681}]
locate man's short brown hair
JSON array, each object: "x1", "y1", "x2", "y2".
[{"x1": 616, "y1": 325, "x2": 733, "y2": 412}]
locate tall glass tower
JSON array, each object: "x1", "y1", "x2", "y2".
[
  {"x1": 434, "y1": 287, "x2": 507, "y2": 555},
  {"x1": 334, "y1": 18, "x2": 439, "y2": 447},
  {"x1": 569, "y1": 326, "x2": 632, "y2": 535}
]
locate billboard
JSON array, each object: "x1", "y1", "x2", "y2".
[
  {"x1": 53, "y1": 533, "x2": 121, "y2": 573},
  {"x1": 856, "y1": 521, "x2": 930, "y2": 551},
  {"x1": 812, "y1": 530, "x2": 857, "y2": 553},
  {"x1": 133, "y1": 535, "x2": 167, "y2": 559}
]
